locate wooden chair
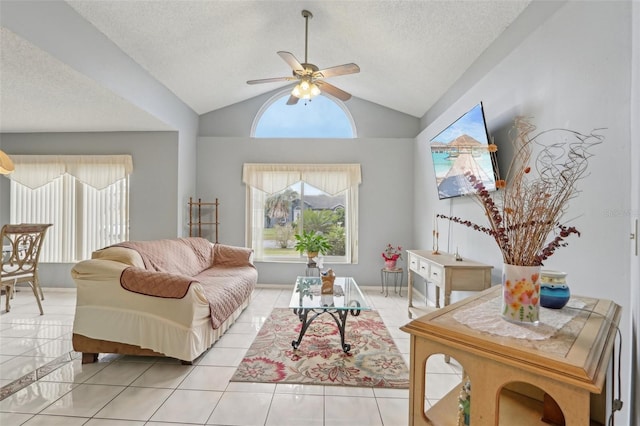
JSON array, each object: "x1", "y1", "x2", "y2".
[{"x1": 1, "y1": 224, "x2": 52, "y2": 315}]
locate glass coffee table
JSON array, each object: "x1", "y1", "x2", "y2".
[{"x1": 289, "y1": 276, "x2": 370, "y2": 353}]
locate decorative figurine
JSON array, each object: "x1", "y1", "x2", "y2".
[{"x1": 321, "y1": 268, "x2": 336, "y2": 294}]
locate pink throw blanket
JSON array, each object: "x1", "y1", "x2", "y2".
[
  {"x1": 120, "y1": 268, "x2": 194, "y2": 299},
  {"x1": 115, "y1": 237, "x2": 213, "y2": 276},
  {"x1": 112, "y1": 238, "x2": 257, "y2": 329}
]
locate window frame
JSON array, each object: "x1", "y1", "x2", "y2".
[
  {"x1": 243, "y1": 163, "x2": 361, "y2": 264},
  {"x1": 250, "y1": 89, "x2": 358, "y2": 138}
]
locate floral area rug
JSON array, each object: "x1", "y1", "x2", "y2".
[{"x1": 230, "y1": 308, "x2": 409, "y2": 388}]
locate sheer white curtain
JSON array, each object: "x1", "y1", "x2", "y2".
[
  {"x1": 8, "y1": 155, "x2": 132, "y2": 262},
  {"x1": 243, "y1": 163, "x2": 361, "y2": 263}
]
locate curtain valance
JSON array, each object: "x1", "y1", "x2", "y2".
[
  {"x1": 7, "y1": 155, "x2": 133, "y2": 189},
  {"x1": 242, "y1": 163, "x2": 361, "y2": 195}
]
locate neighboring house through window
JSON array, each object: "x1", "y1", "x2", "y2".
[
  {"x1": 8, "y1": 155, "x2": 132, "y2": 262},
  {"x1": 243, "y1": 164, "x2": 361, "y2": 264}
]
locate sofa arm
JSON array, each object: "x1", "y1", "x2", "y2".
[
  {"x1": 212, "y1": 243, "x2": 254, "y2": 267},
  {"x1": 91, "y1": 246, "x2": 145, "y2": 268},
  {"x1": 71, "y1": 258, "x2": 129, "y2": 282}
]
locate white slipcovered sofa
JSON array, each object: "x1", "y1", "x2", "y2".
[{"x1": 71, "y1": 237, "x2": 257, "y2": 364}]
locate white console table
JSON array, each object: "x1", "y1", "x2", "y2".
[{"x1": 406, "y1": 250, "x2": 492, "y2": 318}]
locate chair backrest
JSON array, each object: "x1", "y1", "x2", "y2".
[{"x1": 1, "y1": 224, "x2": 52, "y2": 279}]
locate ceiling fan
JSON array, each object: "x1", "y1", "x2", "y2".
[{"x1": 246, "y1": 9, "x2": 360, "y2": 105}]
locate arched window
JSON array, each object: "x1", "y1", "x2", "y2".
[{"x1": 252, "y1": 91, "x2": 356, "y2": 138}]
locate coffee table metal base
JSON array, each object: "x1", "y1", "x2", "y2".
[{"x1": 292, "y1": 304, "x2": 361, "y2": 353}]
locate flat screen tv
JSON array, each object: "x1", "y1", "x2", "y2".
[{"x1": 430, "y1": 102, "x2": 497, "y2": 200}]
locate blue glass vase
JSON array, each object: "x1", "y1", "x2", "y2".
[{"x1": 540, "y1": 270, "x2": 570, "y2": 309}]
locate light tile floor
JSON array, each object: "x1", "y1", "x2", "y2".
[{"x1": 0, "y1": 285, "x2": 463, "y2": 425}]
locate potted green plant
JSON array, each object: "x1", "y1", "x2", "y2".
[{"x1": 294, "y1": 230, "x2": 332, "y2": 266}]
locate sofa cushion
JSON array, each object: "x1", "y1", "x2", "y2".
[{"x1": 212, "y1": 243, "x2": 253, "y2": 267}]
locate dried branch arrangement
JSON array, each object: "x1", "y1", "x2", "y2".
[{"x1": 439, "y1": 117, "x2": 604, "y2": 266}]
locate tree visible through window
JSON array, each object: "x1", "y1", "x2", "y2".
[
  {"x1": 262, "y1": 182, "x2": 347, "y2": 261},
  {"x1": 252, "y1": 93, "x2": 355, "y2": 138},
  {"x1": 243, "y1": 164, "x2": 361, "y2": 264}
]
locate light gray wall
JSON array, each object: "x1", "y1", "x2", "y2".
[
  {"x1": 0, "y1": 131, "x2": 180, "y2": 287},
  {"x1": 415, "y1": 1, "x2": 634, "y2": 423},
  {"x1": 198, "y1": 84, "x2": 422, "y2": 287},
  {"x1": 1, "y1": 1, "x2": 199, "y2": 237},
  {"x1": 197, "y1": 136, "x2": 414, "y2": 286},
  {"x1": 630, "y1": 1, "x2": 639, "y2": 422}
]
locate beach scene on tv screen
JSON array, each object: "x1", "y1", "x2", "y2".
[{"x1": 430, "y1": 104, "x2": 496, "y2": 199}]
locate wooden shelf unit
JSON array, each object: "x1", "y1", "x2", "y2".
[{"x1": 188, "y1": 197, "x2": 219, "y2": 243}]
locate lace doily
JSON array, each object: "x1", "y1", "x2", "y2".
[{"x1": 452, "y1": 296, "x2": 586, "y2": 340}]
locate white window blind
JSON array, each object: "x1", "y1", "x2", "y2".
[{"x1": 8, "y1": 155, "x2": 132, "y2": 262}]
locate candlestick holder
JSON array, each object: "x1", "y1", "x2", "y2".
[
  {"x1": 455, "y1": 247, "x2": 463, "y2": 261},
  {"x1": 432, "y1": 230, "x2": 440, "y2": 255}
]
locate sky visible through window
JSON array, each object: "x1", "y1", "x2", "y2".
[{"x1": 254, "y1": 94, "x2": 354, "y2": 138}]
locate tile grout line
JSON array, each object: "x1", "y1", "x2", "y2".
[{"x1": 0, "y1": 350, "x2": 79, "y2": 401}]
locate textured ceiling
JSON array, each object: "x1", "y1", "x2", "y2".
[
  {"x1": 0, "y1": 1, "x2": 531, "y2": 133},
  {"x1": 0, "y1": 27, "x2": 173, "y2": 133}
]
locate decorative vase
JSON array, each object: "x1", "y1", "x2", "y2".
[
  {"x1": 384, "y1": 259, "x2": 397, "y2": 270},
  {"x1": 501, "y1": 263, "x2": 541, "y2": 324},
  {"x1": 540, "y1": 270, "x2": 570, "y2": 309},
  {"x1": 306, "y1": 252, "x2": 318, "y2": 267}
]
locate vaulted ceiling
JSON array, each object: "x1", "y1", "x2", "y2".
[{"x1": 0, "y1": 1, "x2": 531, "y2": 133}]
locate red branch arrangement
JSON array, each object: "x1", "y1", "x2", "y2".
[{"x1": 438, "y1": 117, "x2": 603, "y2": 266}]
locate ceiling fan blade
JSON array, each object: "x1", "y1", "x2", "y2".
[
  {"x1": 277, "y1": 51, "x2": 304, "y2": 72},
  {"x1": 314, "y1": 63, "x2": 360, "y2": 79},
  {"x1": 316, "y1": 81, "x2": 351, "y2": 101},
  {"x1": 286, "y1": 95, "x2": 300, "y2": 105},
  {"x1": 247, "y1": 76, "x2": 297, "y2": 85}
]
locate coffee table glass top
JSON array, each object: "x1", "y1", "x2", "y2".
[{"x1": 289, "y1": 276, "x2": 370, "y2": 311}]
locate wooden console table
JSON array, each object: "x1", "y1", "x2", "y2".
[
  {"x1": 406, "y1": 250, "x2": 492, "y2": 318},
  {"x1": 400, "y1": 286, "x2": 621, "y2": 425}
]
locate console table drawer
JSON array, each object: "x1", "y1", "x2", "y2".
[
  {"x1": 429, "y1": 265, "x2": 443, "y2": 283},
  {"x1": 409, "y1": 254, "x2": 419, "y2": 272},
  {"x1": 418, "y1": 260, "x2": 430, "y2": 278}
]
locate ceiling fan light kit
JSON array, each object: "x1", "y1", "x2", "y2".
[
  {"x1": 247, "y1": 9, "x2": 360, "y2": 105},
  {"x1": 291, "y1": 79, "x2": 321, "y2": 100}
]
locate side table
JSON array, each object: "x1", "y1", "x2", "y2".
[
  {"x1": 401, "y1": 286, "x2": 621, "y2": 426},
  {"x1": 380, "y1": 267, "x2": 404, "y2": 297}
]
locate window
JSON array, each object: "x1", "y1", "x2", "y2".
[
  {"x1": 243, "y1": 164, "x2": 361, "y2": 263},
  {"x1": 252, "y1": 92, "x2": 356, "y2": 138},
  {"x1": 8, "y1": 155, "x2": 132, "y2": 262}
]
